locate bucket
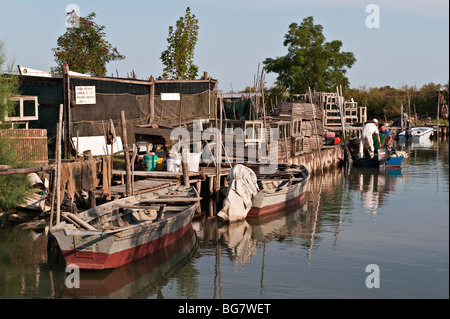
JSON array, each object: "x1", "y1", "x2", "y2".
[
  {"x1": 187, "y1": 152, "x2": 201, "y2": 173},
  {"x1": 143, "y1": 154, "x2": 158, "y2": 171},
  {"x1": 167, "y1": 157, "x2": 181, "y2": 172}
]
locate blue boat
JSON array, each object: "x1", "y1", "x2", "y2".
[{"x1": 351, "y1": 147, "x2": 405, "y2": 168}]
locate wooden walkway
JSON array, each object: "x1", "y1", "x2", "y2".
[
  {"x1": 112, "y1": 166, "x2": 232, "y2": 196},
  {"x1": 110, "y1": 179, "x2": 179, "y2": 196}
]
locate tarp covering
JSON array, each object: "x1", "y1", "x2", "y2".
[{"x1": 217, "y1": 164, "x2": 259, "y2": 223}]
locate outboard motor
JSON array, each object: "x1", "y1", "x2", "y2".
[{"x1": 376, "y1": 148, "x2": 389, "y2": 163}]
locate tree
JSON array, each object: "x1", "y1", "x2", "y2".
[
  {"x1": 51, "y1": 12, "x2": 125, "y2": 77},
  {"x1": 0, "y1": 40, "x2": 31, "y2": 211},
  {"x1": 263, "y1": 16, "x2": 356, "y2": 95},
  {"x1": 160, "y1": 7, "x2": 199, "y2": 80}
]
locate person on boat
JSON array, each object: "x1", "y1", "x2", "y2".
[
  {"x1": 359, "y1": 119, "x2": 381, "y2": 159},
  {"x1": 378, "y1": 123, "x2": 393, "y2": 148}
]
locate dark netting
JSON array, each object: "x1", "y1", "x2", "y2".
[
  {"x1": 154, "y1": 90, "x2": 216, "y2": 126},
  {"x1": 71, "y1": 93, "x2": 150, "y2": 145},
  {"x1": 221, "y1": 98, "x2": 257, "y2": 121}
]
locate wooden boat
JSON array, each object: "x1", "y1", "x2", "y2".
[
  {"x1": 49, "y1": 185, "x2": 200, "y2": 270},
  {"x1": 59, "y1": 226, "x2": 198, "y2": 298},
  {"x1": 247, "y1": 165, "x2": 310, "y2": 217},
  {"x1": 398, "y1": 127, "x2": 433, "y2": 140}
]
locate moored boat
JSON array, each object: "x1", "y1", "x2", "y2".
[
  {"x1": 217, "y1": 164, "x2": 310, "y2": 222},
  {"x1": 49, "y1": 185, "x2": 200, "y2": 270},
  {"x1": 398, "y1": 127, "x2": 433, "y2": 140},
  {"x1": 248, "y1": 165, "x2": 309, "y2": 217}
]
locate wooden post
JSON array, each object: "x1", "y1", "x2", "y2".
[
  {"x1": 179, "y1": 93, "x2": 183, "y2": 127},
  {"x1": 56, "y1": 104, "x2": 63, "y2": 224},
  {"x1": 182, "y1": 149, "x2": 190, "y2": 186},
  {"x1": 62, "y1": 64, "x2": 71, "y2": 159},
  {"x1": 49, "y1": 121, "x2": 60, "y2": 229},
  {"x1": 149, "y1": 75, "x2": 155, "y2": 124},
  {"x1": 414, "y1": 103, "x2": 417, "y2": 127},
  {"x1": 75, "y1": 129, "x2": 79, "y2": 161},
  {"x1": 120, "y1": 111, "x2": 131, "y2": 197},
  {"x1": 401, "y1": 104, "x2": 404, "y2": 132},
  {"x1": 83, "y1": 150, "x2": 96, "y2": 208},
  {"x1": 215, "y1": 97, "x2": 223, "y2": 192},
  {"x1": 209, "y1": 176, "x2": 214, "y2": 195},
  {"x1": 436, "y1": 85, "x2": 441, "y2": 139}
]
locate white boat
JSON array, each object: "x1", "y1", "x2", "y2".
[
  {"x1": 248, "y1": 165, "x2": 309, "y2": 217},
  {"x1": 398, "y1": 127, "x2": 433, "y2": 140},
  {"x1": 218, "y1": 164, "x2": 310, "y2": 222}
]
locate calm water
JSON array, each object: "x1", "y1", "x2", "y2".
[{"x1": 0, "y1": 138, "x2": 448, "y2": 299}]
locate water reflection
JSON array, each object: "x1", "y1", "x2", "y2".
[
  {"x1": 50, "y1": 225, "x2": 199, "y2": 299},
  {"x1": 348, "y1": 167, "x2": 403, "y2": 215},
  {"x1": 194, "y1": 197, "x2": 310, "y2": 265},
  {"x1": 0, "y1": 136, "x2": 447, "y2": 299}
]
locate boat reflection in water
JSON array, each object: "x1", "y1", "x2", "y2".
[
  {"x1": 398, "y1": 133, "x2": 433, "y2": 150},
  {"x1": 348, "y1": 166, "x2": 404, "y2": 216},
  {"x1": 52, "y1": 225, "x2": 199, "y2": 299},
  {"x1": 195, "y1": 196, "x2": 309, "y2": 266}
]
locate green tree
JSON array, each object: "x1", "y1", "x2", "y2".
[
  {"x1": 160, "y1": 7, "x2": 199, "y2": 80},
  {"x1": 263, "y1": 16, "x2": 356, "y2": 95},
  {"x1": 0, "y1": 40, "x2": 31, "y2": 211},
  {"x1": 51, "y1": 12, "x2": 125, "y2": 77}
]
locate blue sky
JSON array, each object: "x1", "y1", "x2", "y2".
[{"x1": 0, "y1": 0, "x2": 448, "y2": 92}]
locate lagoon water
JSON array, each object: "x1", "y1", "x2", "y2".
[{"x1": 0, "y1": 137, "x2": 448, "y2": 299}]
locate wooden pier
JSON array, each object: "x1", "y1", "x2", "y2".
[{"x1": 326, "y1": 124, "x2": 449, "y2": 139}]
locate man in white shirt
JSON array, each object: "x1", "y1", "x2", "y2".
[{"x1": 359, "y1": 119, "x2": 381, "y2": 159}]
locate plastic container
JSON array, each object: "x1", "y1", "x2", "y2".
[
  {"x1": 156, "y1": 157, "x2": 163, "y2": 171},
  {"x1": 143, "y1": 154, "x2": 158, "y2": 171},
  {"x1": 167, "y1": 157, "x2": 181, "y2": 172},
  {"x1": 187, "y1": 153, "x2": 201, "y2": 173}
]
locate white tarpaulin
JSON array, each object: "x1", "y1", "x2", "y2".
[{"x1": 217, "y1": 164, "x2": 259, "y2": 222}]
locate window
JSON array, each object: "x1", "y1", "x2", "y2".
[{"x1": 4, "y1": 96, "x2": 39, "y2": 122}]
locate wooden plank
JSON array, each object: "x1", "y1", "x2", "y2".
[
  {"x1": 110, "y1": 179, "x2": 176, "y2": 195},
  {"x1": 62, "y1": 212, "x2": 97, "y2": 231},
  {"x1": 140, "y1": 197, "x2": 202, "y2": 204},
  {"x1": 0, "y1": 164, "x2": 54, "y2": 176}
]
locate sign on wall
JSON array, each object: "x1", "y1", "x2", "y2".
[
  {"x1": 161, "y1": 93, "x2": 181, "y2": 101},
  {"x1": 75, "y1": 86, "x2": 96, "y2": 105}
]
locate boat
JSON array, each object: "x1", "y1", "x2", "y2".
[
  {"x1": 49, "y1": 185, "x2": 201, "y2": 270},
  {"x1": 218, "y1": 164, "x2": 309, "y2": 222},
  {"x1": 398, "y1": 127, "x2": 433, "y2": 140},
  {"x1": 347, "y1": 137, "x2": 407, "y2": 168},
  {"x1": 58, "y1": 226, "x2": 198, "y2": 298},
  {"x1": 248, "y1": 165, "x2": 309, "y2": 217},
  {"x1": 352, "y1": 149, "x2": 405, "y2": 168}
]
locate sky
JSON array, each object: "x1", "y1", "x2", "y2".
[{"x1": 0, "y1": 0, "x2": 448, "y2": 92}]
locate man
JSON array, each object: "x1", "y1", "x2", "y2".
[
  {"x1": 359, "y1": 119, "x2": 381, "y2": 159},
  {"x1": 378, "y1": 123, "x2": 393, "y2": 148}
]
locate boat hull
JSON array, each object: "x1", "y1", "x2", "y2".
[
  {"x1": 398, "y1": 127, "x2": 433, "y2": 140},
  {"x1": 52, "y1": 206, "x2": 196, "y2": 270},
  {"x1": 248, "y1": 178, "x2": 308, "y2": 217},
  {"x1": 355, "y1": 156, "x2": 404, "y2": 168}
]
